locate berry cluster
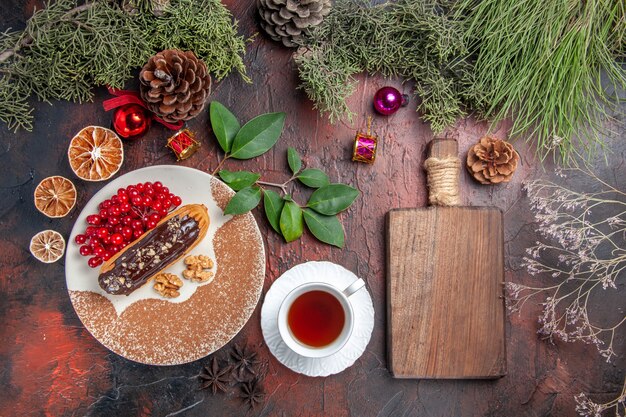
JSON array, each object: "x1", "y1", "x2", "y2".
[{"x1": 74, "y1": 181, "x2": 182, "y2": 268}]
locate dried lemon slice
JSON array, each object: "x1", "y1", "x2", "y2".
[
  {"x1": 68, "y1": 126, "x2": 123, "y2": 181},
  {"x1": 30, "y1": 230, "x2": 66, "y2": 263},
  {"x1": 34, "y1": 175, "x2": 77, "y2": 218}
]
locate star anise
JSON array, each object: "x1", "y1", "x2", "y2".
[
  {"x1": 240, "y1": 378, "x2": 265, "y2": 410},
  {"x1": 230, "y1": 344, "x2": 259, "y2": 381},
  {"x1": 199, "y1": 357, "x2": 232, "y2": 394}
]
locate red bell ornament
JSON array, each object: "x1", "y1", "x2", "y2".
[{"x1": 112, "y1": 103, "x2": 151, "y2": 139}]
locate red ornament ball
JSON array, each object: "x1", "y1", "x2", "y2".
[
  {"x1": 112, "y1": 104, "x2": 151, "y2": 139},
  {"x1": 373, "y1": 86, "x2": 409, "y2": 116}
]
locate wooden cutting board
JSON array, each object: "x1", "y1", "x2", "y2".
[{"x1": 386, "y1": 139, "x2": 506, "y2": 379}]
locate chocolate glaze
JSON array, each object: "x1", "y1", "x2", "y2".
[{"x1": 98, "y1": 215, "x2": 200, "y2": 295}]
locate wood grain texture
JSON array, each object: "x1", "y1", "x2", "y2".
[{"x1": 387, "y1": 207, "x2": 506, "y2": 378}]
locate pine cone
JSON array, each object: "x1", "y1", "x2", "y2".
[
  {"x1": 466, "y1": 136, "x2": 519, "y2": 184},
  {"x1": 139, "y1": 49, "x2": 211, "y2": 123},
  {"x1": 258, "y1": 0, "x2": 331, "y2": 47}
]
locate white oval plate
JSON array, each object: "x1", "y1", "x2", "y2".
[{"x1": 65, "y1": 165, "x2": 265, "y2": 365}]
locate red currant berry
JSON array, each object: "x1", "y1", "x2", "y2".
[
  {"x1": 88, "y1": 257, "x2": 103, "y2": 268},
  {"x1": 97, "y1": 208, "x2": 107, "y2": 218},
  {"x1": 144, "y1": 181, "x2": 153, "y2": 189},
  {"x1": 151, "y1": 201, "x2": 163, "y2": 211},
  {"x1": 89, "y1": 238, "x2": 101, "y2": 249},
  {"x1": 100, "y1": 200, "x2": 112, "y2": 209},
  {"x1": 93, "y1": 246, "x2": 106, "y2": 257},
  {"x1": 114, "y1": 225, "x2": 124, "y2": 233},
  {"x1": 108, "y1": 206, "x2": 121, "y2": 217},
  {"x1": 102, "y1": 235, "x2": 112, "y2": 245},
  {"x1": 133, "y1": 229, "x2": 144, "y2": 239},
  {"x1": 146, "y1": 220, "x2": 157, "y2": 229},
  {"x1": 86, "y1": 226, "x2": 97, "y2": 236},
  {"x1": 109, "y1": 245, "x2": 120, "y2": 253},
  {"x1": 102, "y1": 251, "x2": 113, "y2": 261},
  {"x1": 111, "y1": 233, "x2": 124, "y2": 246},
  {"x1": 79, "y1": 245, "x2": 92, "y2": 256},
  {"x1": 75, "y1": 234, "x2": 87, "y2": 244},
  {"x1": 172, "y1": 196, "x2": 182, "y2": 206},
  {"x1": 121, "y1": 226, "x2": 133, "y2": 240},
  {"x1": 156, "y1": 193, "x2": 166, "y2": 202},
  {"x1": 149, "y1": 213, "x2": 161, "y2": 223},
  {"x1": 161, "y1": 187, "x2": 170, "y2": 195},
  {"x1": 145, "y1": 188, "x2": 155, "y2": 198},
  {"x1": 111, "y1": 195, "x2": 119, "y2": 204},
  {"x1": 129, "y1": 188, "x2": 140, "y2": 198},
  {"x1": 131, "y1": 220, "x2": 143, "y2": 229},
  {"x1": 163, "y1": 198, "x2": 172, "y2": 208},
  {"x1": 136, "y1": 183, "x2": 145, "y2": 192},
  {"x1": 120, "y1": 242, "x2": 128, "y2": 249},
  {"x1": 143, "y1": 196, "x2": 152, "y2": 206},
  {"x1": 86, "y1": 214, "x2": 101, "y2": 225},
  {"x1": 97, "y1": 228, "x2": 109, "y2": 239},
  {"x1": 120, "y1": 202, "x2": 131, "y2": 213},
  {"x1": 122, "y1": 215, "x2": 133, "y2": 226},
  {"x1": 153, "y1": 181, "x2": 163, "y2": 190},
  {"x1": 131, "y1": 196, "x2": 143, "y2": 206},
  {"x1": 108, "y1": 216, "x2": 120, "y2": 226}
]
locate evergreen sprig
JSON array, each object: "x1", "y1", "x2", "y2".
[
  {"x1": 0, "y1": 0, "x2": 250, "y2": 132},
  {"x1": 295, "y1": 0, "x2": 481, "y2": 132},
  {"x1": 456, "y1": 0, "x2": 626, "y2": 163}
]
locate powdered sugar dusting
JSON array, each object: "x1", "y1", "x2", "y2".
[{"x1": 67, "y1": 171, "x2": 265, "y2": 365}]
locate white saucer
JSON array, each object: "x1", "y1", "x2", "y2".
[{"x1": 260, "y1": 261, "x2": 375, "y2": 377}]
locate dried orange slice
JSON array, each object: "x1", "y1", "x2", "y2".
[
  {"x1": 30, "y1": 230, "x2": 66, "y2": 263},
  {"x1": 68, "y1": 126, "x2": 123, "y2": 181},
  {"x1": 34, "y1": 175, "x2": 77, "y2": 218}
]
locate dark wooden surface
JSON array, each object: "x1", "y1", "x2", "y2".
[{"x1": 1, "y1": 1, "x2": 624, "y2": 416}]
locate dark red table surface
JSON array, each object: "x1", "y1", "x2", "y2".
[{"x1": 1, "y1": 1, "x2": 624, "y2": 416}]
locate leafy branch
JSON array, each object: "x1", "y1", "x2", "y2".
[{"x1": 209, "y1": 101, "x2": 359, "y2": 248}]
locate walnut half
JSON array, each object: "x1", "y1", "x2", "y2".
[
  {"x1": 183, "y1": 254, "x2": 215, "y2": 283},
  {"x1": 184, "y1": 255, "x2": 214, "y2": 269},
  {"x1": 154, "y1": 273, "x2": 183, "y2": 298}
]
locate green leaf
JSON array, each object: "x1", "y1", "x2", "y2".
[
  {"x1": 230, "y1": 112, "x2": 286, "y2": 159},
  {"x1": 287, "y1": 147, "x2": 302, "y2": 174},
  {"x1": 303, "y1": 209, "x2": 345, "y2": 248},
  {"x1": 283, "y1": 194, "x2": 293, "y2": 202},
  {"x1": 210, "y1": 101, "x2": 240, "y2": 153},
  {"x1": 279, "y1": 201, "x2": 303, "y2": 242},
  {"x1": 307, "y1": 184, "x2": 359, "y2": 215},
  {"x1": 297, "y1": 168, "x2": 330, "y2": 188},
  {"x1": 218, "y1": 169, "x2": 261, "y2": 191},
  {"x1": 224, "y1": 186, "x2": 262, "y2": 215},
  {"x1": 263, "y1": 189, "x2": 284, "y2": 233}
]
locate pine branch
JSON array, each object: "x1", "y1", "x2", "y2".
[
  {"x1": 0, "y1": 0, "x2": 250, "y2": 132},
  {"x1": 0, "y1": 2, "x2": 96, "y2": 65},
  {"x1": 295, "y1": 0, "x2": 478, "y2": 133}
]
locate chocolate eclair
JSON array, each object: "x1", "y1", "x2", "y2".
[{"x1": 98, "y1": 204, "x2": 209, "y2": 295}]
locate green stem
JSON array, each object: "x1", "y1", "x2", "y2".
[
  {"x1": 257, "y1": 175, "x2": 295, "y2": 194},
  {"x1": 211, "y1": 154, "x2": 230, "y2": 176}
]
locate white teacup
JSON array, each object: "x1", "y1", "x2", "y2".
[{"x1": 277, "y1": 279, "x2": 365, "y2": 358}]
